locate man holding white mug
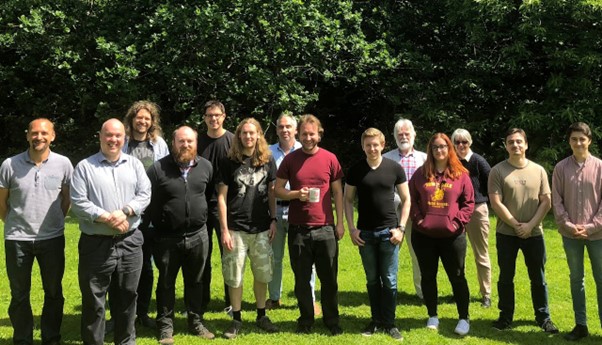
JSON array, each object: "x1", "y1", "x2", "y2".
[{"x1": 275, "y1": 114, "x2": 345, "y2": 336}]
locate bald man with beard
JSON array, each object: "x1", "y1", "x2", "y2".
[{"x1": 146, "y1": 126, "x2": 215, "y2": 344}]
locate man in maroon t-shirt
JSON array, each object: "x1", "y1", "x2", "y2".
[{"x1": 275, "y1": 114, "x2": 345, "y2": 335}]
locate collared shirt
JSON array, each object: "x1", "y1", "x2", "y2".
[
  {"x1": 0, "y1": 151, "x2": 73, "y2": 240},
  {"x1": 552, "y1": 154, "x2": 602, "y2": 240},
  {"x1": 383, "y1": 147, "x2": 427, "y2": 205},
  {"x1": 463, "y1": 149, "x2": 474, "y2": 162},
  {"x1": 70, "y1": 151, "x2": 151, "y2": 236},
  {"x1": 383, "y1": 147, "x2": 427, "y2": 181},
  {"x1": 269, "y1": 141, "x2": 302, "y2": 216}
]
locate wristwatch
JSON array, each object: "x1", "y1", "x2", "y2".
[{"x1": 122, "y1": 206, "x2": 132, "y2": 217}]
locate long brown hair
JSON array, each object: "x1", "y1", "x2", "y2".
[
  {"x1": 229, "y1": 118, "x2": 271, "y2": 166},
  {"x1": 422, "y1": 133, "x2": 467, "y2": 181},
  {"x1": 123, "y1": 100, "x2": 163, "y2": 141}
]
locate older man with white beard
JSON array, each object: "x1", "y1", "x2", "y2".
[
  {"x1": 146, "y1": 126, "x2": 216, "y2": 344},
  {"x1": 383, "y1": 118, "x2": 427, "y2": 300}
]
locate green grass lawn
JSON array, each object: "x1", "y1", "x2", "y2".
[{"x1": 0, "y1": 213, "x2": 600, "y2": 344}]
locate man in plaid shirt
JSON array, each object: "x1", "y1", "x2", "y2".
[{"x1": 383, "y1": 118, "x2": 427, "y2": 300}]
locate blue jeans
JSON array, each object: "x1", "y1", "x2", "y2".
[
  {"x1": 268, "y1": 206, "x2": 317, "y2": 301},
  {"x1": 562, "y1": 236, "x2": 602, "y2": 327},
  {"x1": 358, "y1": 228, "x2": 399, "y2": 328},
  {"x1": 5, "y1": 236, "x2": 65, "y2": 345},
  {"x1": 78, "y1": 230, "x2": 143, "y2": 345},
  {"x1": 496, "y1": 233, "x2": 550, "y2": 324}
]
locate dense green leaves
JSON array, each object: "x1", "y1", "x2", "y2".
[{"x1": 0, "y1": 0, "x2": 600, "y2": 169}]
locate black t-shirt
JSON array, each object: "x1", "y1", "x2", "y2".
[
  {"x1": 198, "y1": 130, "x2": 234, "y2": 203},
  {"x1": 218, "y1": 156, "x2": 277, "y2": 233},
  {"x1": 346, "y1": 158, "x2": 407, "y2": 231}
]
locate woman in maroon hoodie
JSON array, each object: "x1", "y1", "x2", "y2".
[{"x1": 409, "y1": 133, "x2": 475, "y2": 336}]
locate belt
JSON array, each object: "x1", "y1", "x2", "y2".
[
  {"x1": 84, "y1": 230, "x2": 135, "y2": 240},
  {"x1": 277, "y1": 200, "x2": 290, "y2": 206}
]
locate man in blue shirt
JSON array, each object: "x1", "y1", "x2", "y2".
[{"x1": 70, "y1": 118, "x2": 151, "y2": 345}]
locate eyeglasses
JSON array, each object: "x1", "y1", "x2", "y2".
[
  {"x1": 454, "y1": 140, "x2": 469, "y2": 145},
  {"x1": 204, "y1": 113, "x2": 223, "y2": 118},
  {"x1": 432, "y1": 145, "x2": 448, "y2": 151}
]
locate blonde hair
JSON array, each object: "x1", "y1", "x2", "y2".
[
  {"x1": 229, "y1": 118, "x2": 271, "y2": 166},
  {"x1": 361, "y1": 127, "x2": 385, "y2": 146}
]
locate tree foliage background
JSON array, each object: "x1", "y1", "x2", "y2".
[{"x1": 1, "y1": 0, "x2": 600, "y2": 171}]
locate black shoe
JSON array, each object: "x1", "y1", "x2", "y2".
[
  {"x1": 158, "y1": 329, "x2": 175, "y2": 345},
  {"x1": 190, "y1": 322, "x2": 215, "y2": 340},
  {"x1": 295, "y1": 324, "x2": 312, "y2": 334},
  {"x1": 492, "y1": 318, "x2": 511, "y2": 331},
  {"x1": 564, "y1": 324, "x2": 588, "y2": 341},
  {"x1": 385, "y1": 327, "x2": 403, "y2": 341},
  {"x1": 328, "y1": 324, "x2": 343, "y2": 336},
  {"x1": 481, "y1": 297, "x2": 491, "y2": 308},
  {"x1": 361, "y1": 321, "x2": 379, "y2": 336},
  {"x1": 104, "y1": 319, "x2": 114, "y2": 335},
  {"x1": 136, "y1": 314, "x2": 157, "y2": 330},
  {"x1": 540, "y1": 319, "x2": 559, "y2": 334},
  {"x1": 224, "y1": 320, "x2": 242, "y2": 339},
  {"x1": 256, "y1": 315, "x2": 278, "y2": 333}
]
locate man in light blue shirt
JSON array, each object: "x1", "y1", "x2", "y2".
[
  {"x1": 70, "y1": 118, "x2": 151, "y2": 345},
  {"x1": 0, "y1": 118, "x2": 73, "y2": 345}
]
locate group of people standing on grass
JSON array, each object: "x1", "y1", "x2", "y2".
[{"x1": 0, "y1": 100, "x2": 600, "y2": 345}]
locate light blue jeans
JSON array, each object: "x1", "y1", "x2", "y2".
[
  {"x1": 269, "y1": 206, "x2": 317, "y2": 301},
  {"x1": 562, "y1": 236, "x2": 602, "y2": 326}
]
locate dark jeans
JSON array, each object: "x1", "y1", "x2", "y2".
[
  {"x1": 78, "y1": 230, "x2": 143, "y2": 345},
  {"x1": 201, "y1": 205, "x2": 230, "y2": 310},
  {"x1": 358, "y1": 228, "x2": 399, "y2": 328},
  {"x1": 137, "y1": 226, "x2": 155, "y2": 317},
  {"x1": 412, "y1": 230, "x2": 470, "y2": 320},
  {"x1": 5, "y1": 236, "x2": 65, "y2": 345},
  {"x1": 288, "y1": 224, "x2": 339, "y2": 328},
  {"x1": 154, "y1": 229, "x2": 209, "y2": 332},
  {"x1": 496, "y1": 233, "x2": 550, "y2": 324}
]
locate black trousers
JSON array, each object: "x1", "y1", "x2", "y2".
[
  {"x1": 201, "y1": 205, "x2": 230, "y2": 310},
  {"x1": 412, "y1": 230, "x2": 470, "y2": 320},
  {"x1": 78, "y1": 230, "x2": 143, "y2": 345},
  {"x1": 136, "y1": 226, "x2": 156, "y2": 317},
  {"x1": 154, "y1": 229, "x2": 209, "y2": 332},
  {"x1": 288, "y1": 225, "x2": 339, "y2": 327}
]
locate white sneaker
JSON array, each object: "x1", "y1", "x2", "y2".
[
  {"x1": 426, "y1": 316, "x2": 439, "y2": 330},
  {"x1": 454, "y1": 319, "x2": 470, "y2": 336}
]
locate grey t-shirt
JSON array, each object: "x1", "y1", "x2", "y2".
[
  {"x1": 0, "y1": 151, "x2": 73, "y2": 241},
  {"x1": 127, "y1": 139, "x2": 155, "y2": 170}
]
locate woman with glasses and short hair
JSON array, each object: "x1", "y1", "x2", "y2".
[
  {"x1": 409, "y1": 133, "x2": 475, "y2": 336},
  {"x1": 451, "y1": 129, "x2": 493, "y2": 309}
]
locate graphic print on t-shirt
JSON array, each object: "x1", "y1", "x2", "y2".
[{"x1": 235, "y1": 166, "x2": 268, "y2": 197}]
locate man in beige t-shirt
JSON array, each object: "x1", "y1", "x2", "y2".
[{"x1": 488, "y1": 128, "x2": 558, "y2": 334}]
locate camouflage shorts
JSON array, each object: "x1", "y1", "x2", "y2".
[{"x1": 222, "y1": 230, "x2": 273, "y2": 288}]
